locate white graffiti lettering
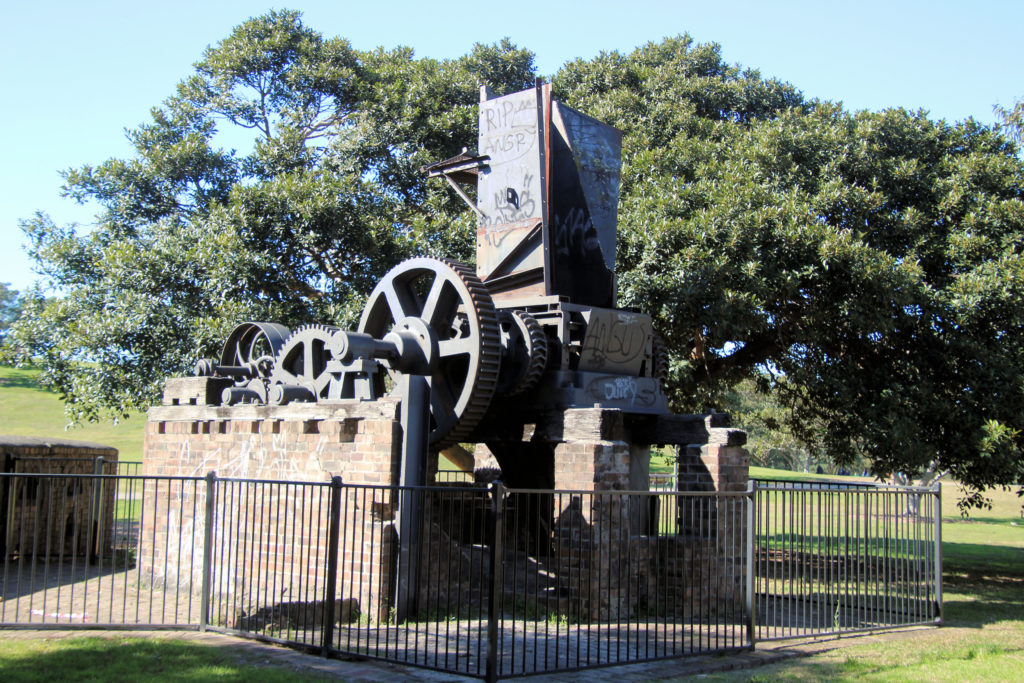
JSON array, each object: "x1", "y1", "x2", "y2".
[{"x1": 603, "y1": 377, "x2": 639, "y2": 402}]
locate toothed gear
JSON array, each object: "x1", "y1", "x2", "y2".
[
  {"x1": 359, "y1": 257, "x2": 501, "y2": 449},
  {"x1": 269, "y1": 324, "x2": 340, "y2": 401},
  {"x1": 496, "y1": 309, "x2": 548, "y2": 396},
  {"x1": 651, "y1": 331, "x2": 669, "y2": 382}
]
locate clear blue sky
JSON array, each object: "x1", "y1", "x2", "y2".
[{"x1": 2, "y1": 0, "x2": 1021, "y2": 293}]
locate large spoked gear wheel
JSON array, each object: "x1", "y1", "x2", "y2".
[
  {"x1": 496, "y1": 309, "x2": 548, "y2": 396},
  {"x1": 359, "y1": 257, "x2": 501, "y2": 450},
  {"x1": 269, "y1": 324, "x2": 340, "y2": 401}
]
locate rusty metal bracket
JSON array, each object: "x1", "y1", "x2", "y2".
[{"x1": 421, "y1": 148, "x2": 490, "y2": 219}]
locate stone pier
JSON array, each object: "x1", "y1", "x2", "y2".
[{"x1": 475, "y1": 408, "x2": 749, "y2": 620}]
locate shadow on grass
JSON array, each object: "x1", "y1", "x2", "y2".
[
  {"x1": 945, "y1": 515, "x2": 1024, "y2": 525},
  {"x1": 720, "y1": 638, "x2": 1024, "y2": 683},
  {"x1": 944, "y1": 542, "x2": 1024, "y2": 577},
  {"x1": 0, "y1": 635, "x2": 324, "y2": 682},
  {"x1": 943, "y1": 542, "x2": 1024, "y2": 628},
  {"x1": 0, "y1": 372, "x2": 44, "y2": 390}
]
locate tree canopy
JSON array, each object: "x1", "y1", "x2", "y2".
[
  {"x1": 6, "y1": 10, "x2": 1024, "y2": 505},
  {"x1": 563, "y1": 47, "x2": 1024, "y2": 500},
  {"x1": 996, "y1": 96, "x2": 1024, "y2": 144},
  {"x1": 0, "y1": 283, "x2": 20, "y2": 341}
]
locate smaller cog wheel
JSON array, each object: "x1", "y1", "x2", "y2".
[
  {"x1": 496, "y1": 309, "x2": 549, "y2": 396},
  {"x1": 269, "y1": 324, "x2": 340, "y2": 400}
]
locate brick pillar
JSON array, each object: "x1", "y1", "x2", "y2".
[
  {"x1": 675, "y1": 425, "x2": 748, "y2": 527},
  {"x1": 546, "y1": 409, "x2": 652, "y2": 620},
  {"x1": 673, "y1": 423, "x2": 749, "y2": 613}
]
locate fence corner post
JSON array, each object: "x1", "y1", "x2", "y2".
[
  {"x1": 322, "y1": 475, "x2": 344, "y2": 657},
  {"x1": 485, "y1": 480, "x2": 505, "y2": 683},
  {"x1": 934, "y1": 481, "x2": 943, "y2": 626},
  {"x1": 200, "y1": 470, "x2": 217, "y2": 633}
]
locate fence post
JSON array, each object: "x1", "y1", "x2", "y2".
[
  {"x1": 746, "y1": 479, "x2": 756, "y2": 646},
  {"x1": 485, "y1": 480, "x2": 505, "y2": 683},
  {"x1": 322, "y1": 475, "x2": 344, "y2": 657},
  {"x1": 933, "y1": 482, "x2": 943, "y2": 626},
  {"x1": 85, "y1": 456, "x2": 105, "y2": 564},
  {"x1": 0, "y1": 452, "x2": 11, "y2": 556},
  {"x1": 200, "y1": 471, "x2": 217, "y2": 632},
  {"x1": 672, "y1": 445, "x2": 680, "y2": 490}
]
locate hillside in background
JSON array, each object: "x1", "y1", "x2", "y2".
[{"x1": 0, "y1": 365, "x2": 145, "y2": 462}]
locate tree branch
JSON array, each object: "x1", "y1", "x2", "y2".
[{"x1": 700, "y1": 333, "x2": 782, "y2": 383}]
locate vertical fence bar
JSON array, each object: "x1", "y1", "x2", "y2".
[
  {"x1": 200, "y1": 471, "x2": 217, "y2": 632},
  {"x1": 933, "y1": 483, "x2": 943, "y2": 625},
  {"x1": 322, "y1": 476, "x2": 343, "y2": 656},
  {"x1": 746, "y1": 481, "x2": 755, "y2": 646},
  {"x1": 485, "y1": 481, "x2": 505, "y2": 683},
  {"x1": 84, "y1": 458, "x2": 102, "y2": 566}
]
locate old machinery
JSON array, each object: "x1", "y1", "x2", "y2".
[
  {"x1": 355, "y1": 258, "x2": 501, "y2": 448},
  {"x1": 194, "y1": 81, "x2": 669, "y2": 449},
  {"x1": 190, "y1": 81, "x2": 674, "y2": 625}
]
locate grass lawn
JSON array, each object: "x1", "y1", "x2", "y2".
[
  {"x1": 697, "y1": 483, "x2": 1024, "y2": 682},
  {"x1": 0, "y1": 366, "x2": 147, "y2": 463},
  {"x1": 0, "y1": 634, "x2": 329, "y2": 682}
]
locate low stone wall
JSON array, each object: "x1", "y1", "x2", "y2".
[{"x1": 1, "y1": 435, "x2": 119, "y2": 559}]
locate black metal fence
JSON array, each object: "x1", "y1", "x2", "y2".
[
  {"x1": 0, "y1": 470, "x2": 941, "y2": 680},
  {"x1": 0, "y1": 471, "x2": 202, "y2": 627},
  {"x1": 752, "y1": 480, "x2": 942, "y2": 639}
]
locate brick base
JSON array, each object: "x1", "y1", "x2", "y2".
[
  {"x1": 142, "y1": 398, "x2": 403, "y2": 623},
  {"x1": 475, "y1": 409, "x2": 750, "y2": 620},
  {"x1": 143, "y1": 397, "x2": 750, "y2": 625}
]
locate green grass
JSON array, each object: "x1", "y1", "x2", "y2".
[
  {"x1": 750, "y1": 465, "x2": 876, "y2": 483},
  {"x1": 0, "y1": 635, "x2": 329, "y2": 682},
  {"x1": 0, "y1": 366, "x2": 146, "y2": 462},
  {"x1": 650, "y1": 448, "x2": 675, "y2": 474},
  {"x1": 695, "y1": 481, "x2": 1024, "y2": 682},
  {"x1": 115, "y1": 497, "x2": 142, "y2": 520}
]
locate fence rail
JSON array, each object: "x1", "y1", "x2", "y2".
[{"x1": 0, "y1": 471, "x2": 941, "y2": 680}]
